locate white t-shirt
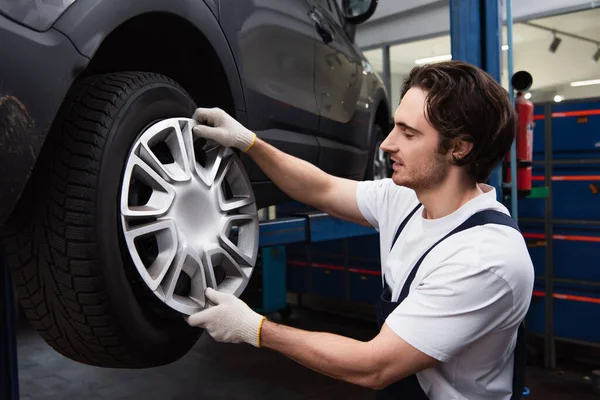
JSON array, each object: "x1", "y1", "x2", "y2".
[{"x1": 355, "y1": 179, "x2": 534, "y2": 400}]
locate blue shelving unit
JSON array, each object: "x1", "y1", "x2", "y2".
[{"x1": 519, "y1": 97, "x2": 600, "y2": 368}]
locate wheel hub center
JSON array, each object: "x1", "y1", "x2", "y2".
[{"x1": 170, "y1": 178, "x2": 222, "y2": 249}]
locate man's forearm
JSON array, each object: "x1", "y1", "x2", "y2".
[
  {"x1": 260, "y1": 320, "x2": 380, "y2": 389},
  {"x1": 246, "y1": 138, "x2": 332, "y2": 209}
]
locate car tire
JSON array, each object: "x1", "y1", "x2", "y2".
[
  {"x1": 365, "y1": 124, "x2": 391, "y2": 180},
  {"x1": 1, "y1": 72, "x2": 258, "y2": 368}
]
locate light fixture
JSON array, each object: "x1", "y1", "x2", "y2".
[
  {"x1": 415, "y1": 54, "x2": 452, "y2": 65},
  {"x1": 570, "y1": 79, "x2": 600, "y2": 87},
  {"x1": 554, "y1": 95, "x2": 563, "y2": 102},
  {"x1": 549, "y1": 33, "x2": 561, "y2": 53},
  {"x1": 593, "y1": 47, "x2": 600, "y2": 62},
  {"x1": 502, "y1": 45, "x2": 509, "y2": 51},
  {"x1": 524, "y1": 92, "x2": 532, "y2": 100}
]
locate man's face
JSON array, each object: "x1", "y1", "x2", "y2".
[{"x1": 380, "y1": 87, "x2": 450, "y2": 191}]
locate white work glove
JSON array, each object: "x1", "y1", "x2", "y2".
[
  {"x1": 186, "y1": 288, "x2": 267, "y2": 347},
  {"x1": 191, "y1": 107, "x2": 257, "y2": 152}
]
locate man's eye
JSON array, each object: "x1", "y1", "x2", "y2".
[{"x1": 403, "y1": 132, "x2": 414, "y2": 139}]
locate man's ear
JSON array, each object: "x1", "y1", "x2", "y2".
[{"x1": 451, "y1": 137, "x2": 474, "y2": 162}]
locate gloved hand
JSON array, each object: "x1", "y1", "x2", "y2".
[
  {"x1": 191, "y1": 107, "x2": 257, "y2": 152},
  {"x1": 186, "y1": 287, "x2": 267, "y2": 347}
]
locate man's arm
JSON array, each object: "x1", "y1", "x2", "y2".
[
  {"x1": 191, "y1": 107, "x2": 371, "y2": 227},
  {"x1": 246, "y1": 138, "x2": 368, "y2": 226},
  {"x1": 260, "y1": 320, "x2": 440, "y2": 390}
]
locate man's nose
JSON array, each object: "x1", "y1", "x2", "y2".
[{"x1": 380, "y1": 132, "x2": 395, "y2": 153}]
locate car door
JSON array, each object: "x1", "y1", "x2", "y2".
[
  {"x1": 309, "y1": 0, "x2": 369, "y2": 178},
  {"x1": 219, "y1": 0, "x2": 320, "y2": 164}
]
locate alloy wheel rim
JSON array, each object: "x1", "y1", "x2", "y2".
[
  {"x1": 373, "y1": 141, "x2": 390, "y2": 180},
  {"x1": 119, "y1": 118, "x2": 259, "y2": 316}
]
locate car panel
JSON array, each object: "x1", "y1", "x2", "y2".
[
  {"x1": 218, "y1": 0, "x2": 320, "y2": 136},
  {"x1": 0, "y1": 0, "x2": 77, "y2": 31},
  {"x1": 311, "y1": 0, "x2": 371, "y2": 149},
  {"x1": 0, "y1": 15, "x2": 90, "y2": 224},
  {"x1": 52, "y1": 0, "x2": 246, "y2": 113},
  {"x1": 0, "y1": 0, "x2": 388, "y2": 224}
]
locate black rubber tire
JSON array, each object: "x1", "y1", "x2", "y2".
[
  {"x1": 365, "y1": 124, "x2": 391, "y2": 180},
  {"x1": 1, "y1": 72, "x2": 204, "y2": 368}
]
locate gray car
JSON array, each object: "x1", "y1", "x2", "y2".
[{"x1": 0, "y1": 0, "x2": 391, "y2": 368}]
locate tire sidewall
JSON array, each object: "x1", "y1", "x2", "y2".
[{"x1": 96, "y1": 79, "x2": 200, "y2": 354}]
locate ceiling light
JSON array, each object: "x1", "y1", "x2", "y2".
[
  {"x1": 554, "y1": 95, "x2": 563, "y2": 102},
  {"x1": 415, "y1": 54, "x2": 452, "y2": 65},
  {"x1": 524, "y1": 92, "x2": 532, "y2": 99},
  {"x1": 549, "y1": 35, "x2": 561, "y2": 53},
  {"x1": 570, "y1": 79, "x2": 600, "y2": 87},
  {"x1": 593, "y1": 47, "x2": 600, "y2": 62},
  {"x1": 502, "y1": 45, "x2": 509, "y2": 51}
]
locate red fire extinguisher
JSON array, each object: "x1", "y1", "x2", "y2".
[{"x1": 504, "y1": 71, "x2": 534, "y2": 198}]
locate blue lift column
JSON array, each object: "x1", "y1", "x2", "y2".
[{"x1": 449, "y1": 0, "x2": 507, "y2": 206}]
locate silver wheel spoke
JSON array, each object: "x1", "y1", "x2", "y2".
[
  {"x1": 377, "y1": 148, "x2": 386, "y2": 164},
  {"x1": 123, "y1": 219, "x2": 178, "y2": 292},
  {"x1": 121, "y1": 154, "x2": 175, "y2": 219},
  {"x1": 138, "y1": 119, "x2": 192, "y2": 182},
  {"x1": 192, "y1": 139, "x2": 227, "y2": 187},
  {"x1": 373, "y1": 142, "x2": 389, "y2": 180},
  {"x1": 220, "y1": 214, "x2": 259, "y2": 267},
  {"x1": 203, "y1": 246, "x2": 250, "y2": 297},
  {"x1": 160, "y1": 247, "x2": 211, "y2": 315},
  {"x1": 215, "y1": 156, "x2": 255, "y2": 212},
  {"x1": 120, "y1": 118, "x2": 259, "y2": 316}
]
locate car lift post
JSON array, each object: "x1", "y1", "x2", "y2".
[
  {"x1": 1, "y1": 246, "x2": 19, "y2": 400},
  {"x1": 254, "y1": 211, "x2": 377, "y2": 314}
]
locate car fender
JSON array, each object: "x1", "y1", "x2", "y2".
[
  {"x1": 52, "y1": 0, "x2": 245, "y2": 112},
  {"x1": 0, "y1": 15, "x2": 91, "y2": 224},
  {"x1": 367, "y1": 85, "x2": 392, "y2": 144}
]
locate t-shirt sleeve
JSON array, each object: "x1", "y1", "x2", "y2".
[
  {"x1": 385, "y1": 262, "x2": 514, "y2": 363},
  {"x1": 355, "y1": 179, "x2": 393, "y2": 230}
]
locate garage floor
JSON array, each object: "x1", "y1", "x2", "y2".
[{"x1": 14, "y1": 305, "x2": 599, "y2": 400}]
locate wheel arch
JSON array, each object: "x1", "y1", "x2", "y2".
[
  {"x1": 362, "y1": 87, "x2": 392, "y2": 179},
  {"x1": 374, "y1": 97, "x2": 392, "y2": 138},
  {"x1": 53, "y1": 0, "x2": 246, "y2": 115},
  {"x1": 367, "y1": 87, "x2": 392, "y2": 149}
]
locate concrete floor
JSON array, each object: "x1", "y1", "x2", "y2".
[{"x1": 13, "y1": 306, "x2": 600, "y2": 399}]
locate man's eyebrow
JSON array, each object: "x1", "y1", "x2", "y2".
[{"x1": 395, "y1": 121, "x2": 423, "y2": 134}]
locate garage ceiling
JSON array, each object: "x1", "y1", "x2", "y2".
[{"x1": 363, "y1": 7, "x2": 600, "y2": 102}]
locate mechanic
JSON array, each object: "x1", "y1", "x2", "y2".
[{"x1": 186, "y1": 60, "x2": 535, "y2": 400}]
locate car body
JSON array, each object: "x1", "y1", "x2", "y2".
[{"x1": 0, "y1": 0, "x2": 390, "y2": 221}]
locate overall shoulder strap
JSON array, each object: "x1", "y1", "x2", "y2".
[
  {"x1": 397, "y1": 209, "x2": 519, "y2": 301},
  {"x1": 390, "y1": 203, "x2": 422, "y2": 251}
]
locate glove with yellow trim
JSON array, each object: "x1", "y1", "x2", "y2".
[
  {"x1": 191, "y1": 107, "x2": 257, "y2": 152},
  {"x1": 186, "y1": 288, "x2": 267, "y2": 347}
]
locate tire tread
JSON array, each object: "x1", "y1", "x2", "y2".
[{"x1": 2, "y1": 72, "x2": 187, "y2": 367}]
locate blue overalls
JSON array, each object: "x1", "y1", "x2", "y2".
[{"x1": 374, "y1": 204, "x2": 527, "y2": 400}]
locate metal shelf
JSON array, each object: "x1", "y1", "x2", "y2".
[
  {"x1": 535, "y1": 276, "x2": 600, "y2": 288},
  {"x1": 527, "y1": 101, "x2": 600, "y2": 369},
  {"x1": 530, "y1": 333, "x2": 600, "y2": 350},
  {"x1": 520, "y1": 218, "x2": 600, "y2": 226},
  {"x1": 533, "y1": 159, "x2": 600, "y2": 166}
]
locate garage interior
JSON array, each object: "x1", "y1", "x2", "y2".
[{"x1": 3, "y1": 0, "x2": 600, "y2": 399}]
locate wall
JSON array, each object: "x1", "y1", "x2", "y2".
[
  {"x1": 356, "y1": 0, "x2": 600, "y2": 49},
  {"x1": 356, "y1": 0, "x2": 449, "y2": 50},
  {"x1": 529, "y1": 84, "x2": 600, "y2": 103}
]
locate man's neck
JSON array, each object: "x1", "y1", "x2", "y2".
[{"x1": 416, "y1": 173, "x2": 483, "y2": 220}]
